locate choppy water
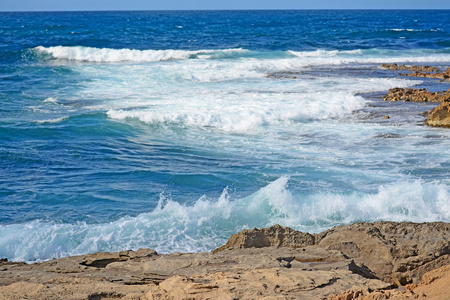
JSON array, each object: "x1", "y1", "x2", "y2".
[{"x1": 1, "y1": 10, "x2": 450, "y2": 262}]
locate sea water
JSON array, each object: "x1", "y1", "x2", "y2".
[{"x1": 0, "y1": 10, "x2": 450, "y2": 262}]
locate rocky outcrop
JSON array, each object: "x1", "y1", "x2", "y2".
[
  {"x1": 0, "y1": 222, "x2": 449, "y2": 299},
  {"x1": 381, "y1": 63, "x2": 441, "y2": 73},
  {"x1": 213, "y1": 224, "x2": 316, "y2": 253},
  {"x1": 316, "y1": 222, "x2": 450, "y2": 285},
  {"x1": 381, "y1": 63, "x2": 450, "y2": 80},
  {"x1": 380, "y1": 63, "x2": 450, "y2": 128},
  {"x1": 215, "y1": 222, "x2": 450, "y2": 285},
  {"x1": 399, "y1": 68, "x2": 450, "y2": 80},
  {"x1": 382, "y1": 87, "x2": 450, "y2": 102},
  {"x1": 426, "y1": 101, "x2": 450, "y2": 127},
  {"x1": 327, "y1": 264, "x2": 450, "y2": 300}
]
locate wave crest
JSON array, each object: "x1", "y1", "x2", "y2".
[
  {"x1": 0, "y1": 178, "x2": 448, "y2": 262},
  {"x1": 34, "y1": 46, "x2": 249, "y2": 62}
]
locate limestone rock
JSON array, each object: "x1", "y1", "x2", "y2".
[
  {"x1": 381, "y1": 63, "x2": 450, "y2": 80},
  {"x1": 81, "y1": 248, "x2": 158, "y2": 268},
  {"x1": 213, "y1": 224, "x2": 316, "y2": 253},
  {"x1": 0, "y1": 222, "x2": 448, "y2": 299},
  {"x1": 381, "y1": 63, "x2": 441, "y2": 73},
  {"x1": 399, "y1": 68, "x2": 450, "y2": 80},
  {"x1": 382, "y1": 87, "x2": 450, "y2": 102},
  {"x1": 316, "y1": 221, "x2": 450, "y2": 283},
  {"x1": 216, "y1": 222, "x2": 450, "y2": 284},
  {"x1": 426, "y1": 101, "x2": 450, "y2": 127},
  {"x1": 327, "y1": 264, "x2": 450, "y2": 300}
]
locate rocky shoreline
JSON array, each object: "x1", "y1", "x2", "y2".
[
  {"x1": 380, "y1": 63, "x2": 450, "y2": 127},
  {"x1": 1, "y1": 221, "x2": 449, "y2": 299}
]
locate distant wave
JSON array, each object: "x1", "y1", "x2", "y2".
[
  {"x1": 385, "y1": 28, "x2": 442, "y2": 32},
  {"x1": 34, "y1": 46, "x2": 249, "y2": 62},
  {"x1": 287, "y1": 48, "x2": 450, "y2": 64},
  {"x1": 287, "y1": 49, "x2": 363, "y2": 57},
  {"x1": 34, "y1": 46, "x2": 450, "y2": 65},
  {"x1": 0, "y1": 177, "x2": 448, "y2": 262}
]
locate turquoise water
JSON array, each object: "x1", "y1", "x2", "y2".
[{"x1": 1, "y1": 10, "x2": 450, "y2": 262}]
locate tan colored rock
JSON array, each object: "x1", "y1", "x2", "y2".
[
  {"x1": 382, "y1": 87, "x2": 450, "y2": 102},
  {"x1": 0, "y1": 222, "x2": 448, "y2": 299},
  {"x1": 426, "y1": 101, "x2": 450, "y2": 127},
  {"x1": 216, "y1": 222, "x2": 450, "y2": 284},
  {"x1": 327, "y1": 264, "x2": 450, "y2": 300},
  {"x1": 213, "y1": 224, "x2": 316, "y2": 253},
  {"x1": 317, "y1": 221, "x2": 450, "y2": 283},
  {"x1": 381, "y1": 63, "x2": 450, "y2": 80},
  {"x1": 381, "y1": 63, "x2": 441, "y2": 73},
  {"x1": 147, "y1": 267, "x2": 390, "y2": 300},
  {"x1": 400, "y1": 68, "x2": 450, "y2": 80}
]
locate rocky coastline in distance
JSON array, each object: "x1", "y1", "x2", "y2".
[
  {"x1": 380, "y1": 63, "x2": 450, "y2": 127},
  {"x1": 1, "y1": 221, "x2": 449, "y2": 299}
]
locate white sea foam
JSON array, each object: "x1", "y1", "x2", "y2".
[
  {"x1": 35, "y1": 116, "x2": 68, "y2": 124},
  {"x1": 0, "y1": 177, "x2": 448, "y2": 262},
  {"x1": 35, "y1": 45, "x2": 450, "y2": 66},
  {"x1": 34, "y1": 46, "x2": 249, "y2": 62},
  {"x1": 43, "y1": 97, "x2": 59, "y2": 104},
  {"x1": 107, "y1": 91, "x2": 366, "y2": 131},
  {"x1": 288, "y1": 49, "x2": 450, "y2": 64},
  {"x1": 387, "y1": 28, "x2": 442, "y2": 32},
  {"x1": 104, "y1": 75, "x2": 416, "y2": 131},
  {"x1": 33, "y1": 45, "x2": 428, "y2": 134},
  {"x1": 287, "y1": 49, "x2": 363, "y2": 57}
]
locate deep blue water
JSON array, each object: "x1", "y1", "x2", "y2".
[{"x1": 1, "y1": 10, "x2": 450, "y2": 262}]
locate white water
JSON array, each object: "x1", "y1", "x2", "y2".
[
  {"x1": 35, "y1": 46, "x2": 250, "y2": 62},
  {"x1": 1, "y1": 177, "x2": 448, "y2": 262},
  {"x1": 36, "y1": 46, "x2": 450, "y2": 65},
  {"x1": 7, "y1": 45, "x2": 447, "y2": 263}
]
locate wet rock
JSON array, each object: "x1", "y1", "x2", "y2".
[
  {"x1": 381, "y1": 63, "x2": 441, "y2": 73},
  {"x1": 382, "y1": 87, "x2": 450, "y2": 102},
  {"x1": 381, "y1": 63, "x2": 450, "y2": 80},
  {"x1": 399, "y1": 68, "x2": 450, "y2": 80},
  {"x1": 426, "y1": 101, "x2": 450, "y2": 127}
]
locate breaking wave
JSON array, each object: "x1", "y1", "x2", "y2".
[
  {"x1": 1, "y1": 177, "x2": 448, "y2": 262},
  {"x1": 33, "y1": 46, "x2": 450, "y2": 65},
  {"x1": 34, "y1": 46, "x2": 249, "y2": 62}
]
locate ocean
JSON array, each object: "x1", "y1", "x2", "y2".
[{"x1": 0, "y1": 10, "x2": 449, "y2": 262}]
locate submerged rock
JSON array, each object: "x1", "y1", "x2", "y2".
[{"x1": 426, "y1": 101, "x2": 450, "y2": 128}]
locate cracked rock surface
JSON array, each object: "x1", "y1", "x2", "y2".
[{"x1": 0, "y1": 221, "x2": 448, "y2": 299}]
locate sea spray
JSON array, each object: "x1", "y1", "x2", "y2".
[{"x1": 1, "y1": 178, "x2": 448, "y2": 262}]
